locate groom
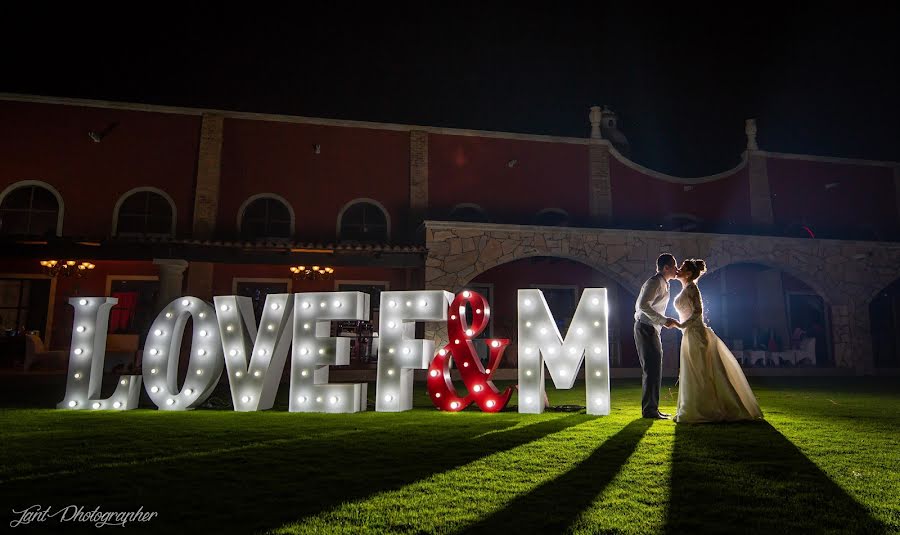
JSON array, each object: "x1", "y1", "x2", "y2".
[{"x1": 634, "y1": 253, "x2": 680, "y2": 419}]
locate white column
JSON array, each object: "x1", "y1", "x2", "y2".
[{"x1": 153, "y1": 259, "x2": 189, "y2": 311}]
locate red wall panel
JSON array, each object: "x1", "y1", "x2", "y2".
[
  {"x1": 609, "y1": 158, "x2": 752, "y2": 229},
  {"x1": 218, "y1": 119, "x2": 410, "y2": 242},
  {"x1": 428, "y1": 134, "x2": 590, "y2": 223},
  {"x1": 0, "y1": 101, "x2": 201, "y2": 238},
  {"x1": 767, "y1": 157, "x2": 897, "y2": 236}
]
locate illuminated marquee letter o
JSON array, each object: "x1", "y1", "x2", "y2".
[{"x1": 142, "y1": 297, "x2": 224, "y2": 410}]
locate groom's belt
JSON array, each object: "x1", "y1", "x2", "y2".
[{"x1": 635, "y1": 315, "x2": 660, "y2": 328}]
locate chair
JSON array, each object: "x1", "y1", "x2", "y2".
[
  {"x1": 793, "y1": 338, "x2": 816, "y2": 366},
  {"x1": 772, "y1": 351, "x2": 794, "y2": 367},
  {"x1": 23, "y1": 334, "x2": 69, "y2": 372},
  {"x1": 748, "y1": 350, "x2": 767, "y2": 367}
]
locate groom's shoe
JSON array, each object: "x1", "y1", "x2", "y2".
[
  {"x1": 643, "y1": 412, "x2": 670, "y2": 419},
  {"x1": 657, "y1": 411, "x2": 671, "y2": 419}
]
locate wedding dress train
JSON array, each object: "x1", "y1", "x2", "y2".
[{"x1": 674, "y1": 282, "x2": 763, "y2": 423}]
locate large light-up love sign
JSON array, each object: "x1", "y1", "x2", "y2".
[{"x1": 57, "y1": 288, "x2": 610, "y2": 414}]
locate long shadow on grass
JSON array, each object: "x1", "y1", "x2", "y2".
[
  {"x1": 666, "y1": 421, "x2": 887, "y2": 534},
  {"x1": 462, "y1": 418, "x2": 653, "y2": 534},
  {"x1": 0, "y1": 413, "x2": 592, "y2": 534}
]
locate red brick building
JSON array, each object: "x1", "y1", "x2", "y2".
[{"x1": 1, "y1": 94, "x2": 898, "y2": 374}]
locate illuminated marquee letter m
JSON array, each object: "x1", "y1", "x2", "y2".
[{"x1": 517, "y1": 288, "x2": 610, "y2": 415}]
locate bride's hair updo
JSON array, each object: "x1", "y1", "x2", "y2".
[{"x1": 682, "y1": 259, "x2": 708, "y2": 282}]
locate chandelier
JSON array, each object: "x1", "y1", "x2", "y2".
[
  {"x1": 39, "y1": 260, "x2": 96, "y2": 278},
  {"x1": 289, "y1": 265, "x2": 334, "y2": 280}
]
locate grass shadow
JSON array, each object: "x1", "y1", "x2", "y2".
[
  {"x1": 1, "y1": 413, "x2": 592, "y2": 534},
  {"x1": 461, "y1": 418, "x2": 653, "y2": 534},
  {"x1": 666, "y1": 420, "x2": 887, "y2": 534}
]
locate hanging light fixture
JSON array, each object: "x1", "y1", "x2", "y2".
[
  {"x1": 289, "y1": 265, "x2": 334, "y2": 280},
  {"x1": 39, "y1": 260, "x2": 96, "y2": 278}
]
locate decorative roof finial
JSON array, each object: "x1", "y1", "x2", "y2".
[
  {"x1": 589, "y1": 106, "x2": 603, "y2": 139},
  {"x1": 745, "y1": 118, "x2": 758, "y2": 151}
]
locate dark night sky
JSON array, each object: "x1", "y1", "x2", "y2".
[{"x1": 3, "y1": 3, "x2": 898, "y2": 176}]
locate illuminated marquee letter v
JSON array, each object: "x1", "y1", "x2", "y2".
[{"x1": 214, "y1": 294, "x2": 294, "y2": 412}]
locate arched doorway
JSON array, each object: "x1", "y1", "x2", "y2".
[
  {"x1": 696, "y1": 263, "x2": 832, "y2": 367},
  {"x1": 467, "y1": 256, "x2": 639, "y2": 368},
  {"x1": 869, "y1": 277, "x2": 900, "y2": 368}
]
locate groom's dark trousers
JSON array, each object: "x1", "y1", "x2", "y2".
[{"x1": 634, "y1": 320, "x2": 663, "y2": 416}]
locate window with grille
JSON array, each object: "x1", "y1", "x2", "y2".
[
  {"x1": 340, "y1": 202, "x2": 388, "y2": 242},
  {"x1": 116, "y1": 191, "x2": 173, "y2": 235},
  {"x1": 236, "y1": 281, "x2": 290, "y2": 322},
  {"x1": 449, "y1": 205, "x2": 488, "y2": 223},
  {"x1": 531, "y1": 285, "x2": 578, "y2": 334},
  {"x1": 0, "y1": 185, "x2": 59, "y2": 236},
  {"x1": 0, "y1": 278, "x2": 50, "y2": 335},
  {"x1": 534, "y1": 209, "x2": 570, "y2": 226},
  {"x1": 241, "y1": 198, "x2": 292, "y2": 239}
]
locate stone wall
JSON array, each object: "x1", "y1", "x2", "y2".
[
  {"x1": 409, "y1": 130, "x2": 428, "y2": 231},
  {"x1": 192, "y1": 114, "x2": 224, "y2": 239},
  {"x1": 424, "y1": 220, "x2": 900, "y2": 373},
  {"x1": 747, "y1": 151, "x2": 774, "y2": 228},
  {"x1": 589, "y1": 141, "x2": 613, "y2": 225}
]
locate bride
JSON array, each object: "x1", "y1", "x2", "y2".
[{"x1": 674, "y1": 259, "x2": 764, "y2": 423}]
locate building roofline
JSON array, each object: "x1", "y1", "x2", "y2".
[
  {"x1": 605, "y1": 143, "x2": 749, "y2": 184},
  {"x1": 0, "y1": 92, "x2": 590, "y2": 146},
  {"x1": 754, "y1": 150, "x2": 899, "y2": 168},
  {"x1": 2, "y1": 92, "x2": 897, "y2": 168}
]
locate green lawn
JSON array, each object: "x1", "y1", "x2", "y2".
[{"x1": 0, "y1": 378, "x2": 897, "y2": 534}]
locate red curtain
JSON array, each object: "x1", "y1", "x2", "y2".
[{"x1": 110, "y1": 291, "x2": 138, "y2": 332}]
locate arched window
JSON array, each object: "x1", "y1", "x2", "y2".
[
  {"x1": 870, "y1": 277, "x2": 900, "y2": 368},
  {"x1": 534, "y1": 208, "x2": 570, "y2": 227},
  {"x1": 113, "y1": 188, "x2": 176, "y2": 236},
  {"x1": 0, "y1": 181, "x2": 63, "y2": 237},
  {"x1": 449, "y1": 204, "x2": 488, "y2": 223},
  {"x1": 338, "y1": 200, "x2": 389, "y2": 242},
  {"x1": 239, "y1": 195, "x2": 294, "y2": 240}
]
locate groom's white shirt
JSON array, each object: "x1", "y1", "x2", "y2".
[{"x1": 635, "y1": 273, "x2": 670, "y2": 329}]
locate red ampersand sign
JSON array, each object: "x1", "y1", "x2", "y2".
[{"x1": 427, "y1": 290, "x2": 513, "y2": 412}]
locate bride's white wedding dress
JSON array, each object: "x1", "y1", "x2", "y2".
[{"x1": 674, "y1": 281, "x2": 763, "y2": 423}]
